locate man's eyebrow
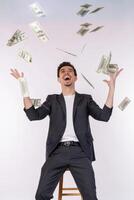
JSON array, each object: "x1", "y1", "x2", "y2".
[{"x1": 60, "y1": 68, "x2": 73, "y2": 70}]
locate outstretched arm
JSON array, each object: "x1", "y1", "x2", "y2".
[
  {"x1": 103, "y1": 68, "x2": 123, "y2": 108},
  {"x1": 10, "y1": 68, "x2": 32, "y2": 109}
]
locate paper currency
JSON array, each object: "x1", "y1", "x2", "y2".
[
  {"x1": 31, "y1": 98, "x2": 41, "y2": 107},
  {"x1": 30, "y1": 2, "x2": 45, "y2": 17},
  {"x1": 90, "y1": 26, "x2": 104, "y2": 33},
  {"x1": 80, "y1": 4, "x2": 92, "y2": 9},
  {"x1": 96, "y1": 52, "x2": 112, "y2": 74},
  {"x1": 90, "y1": 7, "x2": 104, "y2": 14},
  {"x1": 18, "y1": 49, "x2": 32, "y2": 63},
  {"x1": 81, "y1": 73, "x2": 95, "y2": 89},
  {"x1": 77, "y1": 7, "x2": 90, "y2": 16},
  {"x1": 30, "y1": 21, "x2": 49, "y2": 42},
  {"x1": 118, "y1": 97, "x2": 131, "y2": 111},
  {"x1": 108, "y1": 64, "x2": 118, "y2": 73},
  {"x1": 7, "y1": 29, "x2": 26, "y2": 46},
  {"x1": 96, "y1": 52, "x2": 119, "y2": 75},
  {"x1": 56, "y1": 48, "x2": 77, "y2": 57},
  {"x1": 80, "y1": 23, "x2": 92, "y2": 28},
  {"x1": 77, "y1": 27, "x2": 89, "y2": 36},
  {"x1": 80, "y1": 43, "x2": 87, "y2": 53}
]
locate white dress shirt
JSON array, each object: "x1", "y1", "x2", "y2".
[{"x1": 60, "y1": 94, "x2": 79, "y2": 142}]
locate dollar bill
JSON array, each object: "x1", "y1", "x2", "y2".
[
  {"x1": 77, "y1": 27, "x2": 89, "y2": 36},
  {"x1": 80, "y1": 23, "x2": 92, "y2": 28},
  {"x1": 108, "y1": 64, "x2": 118, "y2": 73},
  {"x1": 118, "y1": 97, "x2": 131, "y2": 111},
  {"x1": 90, "y1": 26, "x2": 104, "y2": 33},
  {"x1": 80, "y1": 4, "x2": 92, "y2": 9},
  {"x1": 56, "y1": 48, "x2": 77, "y2": 57},
  {"x1": 77, "y1": 7, "x2": 90, "y2": 16},
  {"x1": 80, "y1": 43, "x2": 87, "y2": 53},
  {"x1": 31, "y1": 98, "x2": 41, "y2": 107},
  {"x1": 29, "y1": 21, "x2": 49, "y2": 42},
  {"x1": 18, "y1": 49, "x2": 32, "y2": 63},
  {"x1": 90, "y1": 7, "x2": 104, "y2": 14},
  {"x1": 81, "y1": 73, "x2": 95, "y2": 89},
  {"x1": 97, "y1": 55, "x2": 118, "y2": 75},
  {"x1": 30, "y1": 2, "x2": 45, "y2": 17},
  {"x1": 7, "y1": 29, "x2": 26, "y2": 46}
]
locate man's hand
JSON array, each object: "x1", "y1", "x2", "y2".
[
  {"x1": 103, "y1": 68, "x2": 123, "y2": 89},
  {"x1": 10, "y1": 68, "x2": 33, "y2": 109},
  {"x1": 104, "y1": 68, "x2": 123, "y2": 108},
  {"x1": 10, "y1": 68, "x2": 24, "y2": 79}
]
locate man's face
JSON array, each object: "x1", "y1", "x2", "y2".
[{"x1": 58, "y1": 66, "x2": 77, "y2": 87}]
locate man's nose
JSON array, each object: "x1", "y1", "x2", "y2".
[{"x1": 65, "y1": 71, "x2": 70, "y2": 75}]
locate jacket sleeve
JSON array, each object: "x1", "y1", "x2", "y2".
[
  {"x1": 23, "y1": 95, "x2": 51, "y2": 121},
  {"x1": 87, "y1": 95, "x2": 113, "y2": 122}
]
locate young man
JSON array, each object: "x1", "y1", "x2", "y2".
[{"x1": 10, "y1": 62, "x2": 122, "y2": 200}]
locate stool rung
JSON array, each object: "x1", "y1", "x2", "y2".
[
  {"x1": 62, "y1": 193, "x2": 81, "y2": 196},
  {"x1": 63, "y1": 188, "x2": 79, "y2": 190}
]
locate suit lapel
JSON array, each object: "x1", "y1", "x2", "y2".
[
  {"x1": 73, "y1": 92, "x2": 83, "y2": 120},
  {"x1": 57, "y1": 92, "x2": 83, "y2": 120},
  {"x1": 57, "y1": 93, "x2": 66, "y2": 117}
]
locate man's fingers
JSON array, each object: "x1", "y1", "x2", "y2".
[{"x1": 10, "y1": 68, "x2": 23, "y2": 79}]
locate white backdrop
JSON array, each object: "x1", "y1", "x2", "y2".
[{"x1": 0, "y1": 0, "x2": 134, "y2": 200}]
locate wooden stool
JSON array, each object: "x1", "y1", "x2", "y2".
[{"x1": 58, "y1": 169, "x2": 83, "y2": 200}]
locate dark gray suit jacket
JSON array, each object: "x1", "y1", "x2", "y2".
[{"x1": 24, "y1": 92, "x2": 112, "y2": 161}]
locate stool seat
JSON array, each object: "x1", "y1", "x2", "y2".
[{"x1": 58, "y1": 169, "x2": 83, "y2": 200}]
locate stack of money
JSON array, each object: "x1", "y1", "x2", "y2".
[
  {"x1": 31, "y1": 98, "x2": 41, "y2": 107},
  {"x1": 18, "y1": 49, "x2": 32, "y2": 63},
  {"x1": 96, "y1": 52, "x2": 118, "y2": 75},
  {"x1": 7, "y1": 29, "x2": 26, "y2": 46},
  {"x1": 118, "y1": 97, "x2": 131, "y2": 111},
  {"x1": 30, "y1": 21, "x2": 49, "y2": 42},
  {"x1": 30, "y1": 2, "x2": 46, "y2": 17}
]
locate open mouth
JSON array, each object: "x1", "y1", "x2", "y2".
[{"x1": 64, "y1": 76, "x2": 71, "y2": 81}]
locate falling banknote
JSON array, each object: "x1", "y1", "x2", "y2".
[
  {"x1": 80, "y1": 4, "x2": 92, "y2": 9},
  {"x1": 30, "y1": 2, "x2": 46, "y2": 17},
  {"x1": 18, "y1": 49, "x2": 32, "y2": 63},
  {"x1": 80, "y1": 23, "x2": 92, "y2": 28},
  {"x1": 7, "y1": 29, "x2": 26, "y2": 46},
  {"x1": 96, "y1": 52, "x2": 118, "y2": 75},
  {"x1": 90, "y1": 26, "x2": 104, "y2": 33},
  {"x1": 56, "y1": 48, "x2": 77, "y2": 57},
  {"x1": 118, "y1": 97, "x2": 131, "y2": 111},
  {"x1": 31, "y1": 98, "x2": 41, "y2": 107},
  {"x1": 81, "y1": 73, "x2": 95, "y2": 89},
  {"x1": 90, "y1": 7, "x2": 104, "y2": 14},
  {"x1": 30, "y1": 21, "x2": 49, "y2": 42},
  {"x1": 77, "y1": 27, "x2": 90, "y2": 36},
  {"x1": 77, "y1": 7, "x2": 90, "y2": 16}
]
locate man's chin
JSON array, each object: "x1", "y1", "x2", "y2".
[{"x1": 64, "y1": 83, "x2": 72, "y2": 87}]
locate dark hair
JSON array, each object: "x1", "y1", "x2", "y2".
[{"x1": 57, "y1": 62, "x2": 77, "y2": 77}]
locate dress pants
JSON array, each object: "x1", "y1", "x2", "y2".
[{"x1": 35, "y1": 144, "x2": 98, "y2": 200}]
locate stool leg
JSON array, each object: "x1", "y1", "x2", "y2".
[{"x1": 58, "y1": 175, "x2": 63, "y2": 200}]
